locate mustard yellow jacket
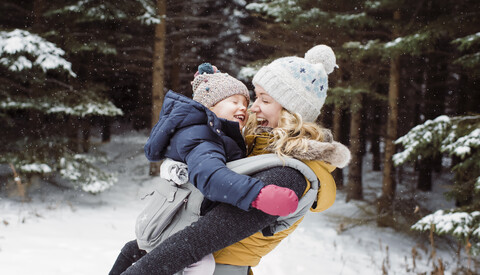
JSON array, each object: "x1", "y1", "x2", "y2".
[{"x1": 213, "y1": 133, "x2": 338, "y2": 267}]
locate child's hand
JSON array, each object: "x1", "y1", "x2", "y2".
[{"x1": 251, "y1": 185, "x2": 298, "y2": 216}]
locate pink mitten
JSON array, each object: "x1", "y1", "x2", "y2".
[{"x1": 251, "y1": 185, "x2": 298, "y2": 216}]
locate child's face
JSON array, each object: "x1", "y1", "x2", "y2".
[
  {"x1": 250, "y1": 85, "x2": 283, "y2": 128},
  {"x1": 210, "y1": 94, "x2": 248, "y2": 130}
]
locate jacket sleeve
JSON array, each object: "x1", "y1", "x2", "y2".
[
  {"x1": 144, "y1": 105, "x2": 173, "y2": 162},
  {"x1": 175, "y1": 125, "x2": 264, "y2": 211},
  {"x1": 121, "y1": 166, "x2": 307, "y2": 275}
]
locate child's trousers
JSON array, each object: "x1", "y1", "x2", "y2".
[
  {"x1": 109, "y1": 240, "x2": 215, "y2": 275},
  {"x1": 109, "y1": 240, "x2": 146, "y2": 275}
]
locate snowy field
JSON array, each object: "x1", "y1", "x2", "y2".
[{"x1": 0, "y1": 130, "x2": 472, "y2": 275}]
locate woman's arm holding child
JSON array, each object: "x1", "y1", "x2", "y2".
[{"x1": 178, "y1": 126, "x2": 298, "y2": 216}]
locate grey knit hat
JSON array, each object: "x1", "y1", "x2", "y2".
[
  {"x1": 252, "y1": 45, "x2": 337, "y2": 122},
  {"x1": 192, "y1": 63, "x2": 250, "y2": 108}
]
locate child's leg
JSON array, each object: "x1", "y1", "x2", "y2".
[
  {"x1": 108, "y1": 240, "x2": 147, "y2": 275},
  {"x1": 182, "y1": 253, "x2": 216, "y2": 275}
]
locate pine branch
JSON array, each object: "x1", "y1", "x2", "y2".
[
  {"x1": 167, "y1": 16, "x2": 225, "y2": 25},
  {"x1": 2, "y1": 2, "x2": 30, "y2": 15},
  {"x1": 116, "y1": 64, "x2": 152, "y2": 73},
  {"x1": 45, "y1": 78, "x2": 74, "y2": 91},
  {"x1": 404, "y1": 0, "x2": 426, "y2": 33},
  {"x1": 350, "y1": 30, "x2": 392, "y2": 40},
  {"x1": 0, "y1": 77, "x2": 34, "y2": 94},
  {"x1": 118, "y1": 47, "x2": 153, "y2": 54}
]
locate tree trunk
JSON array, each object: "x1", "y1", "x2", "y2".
[
  {"x1": 346, "y1": 92, "x2": 363, "y2": 201},
  {"x1": 417, "y1": 159, "x2": 432, "y2": 191},
  {"x1": 101, "y1": 116, "x2": 111, "y2": 143},
  {"x1": 359, "y1": 105, "x2": 366, "y2": 157},
  {"x1": 26, "y1": 0, "x2": 45, "y2": 143},
  {"x1": 370, "y1": 135, "x2": 381, "y2": 171},
  {"x1": 81, "y1": 118, "x2": 91, "y2": 153},
  {"x1": 370, "y1": 97, "x2": 382, "y2": 171},
  {"x1": 332, "y1": 103, "x2": 344, "y2": 189},
  {"x1": 169, "y1": 35, "x2": 181, "y2": 94},
  {"x1": 149, "y1": 0, "x2": 167, "y2": 176},
  {"x1": 377, "y1": 55, "x2": 400, "y2": 226},
  {"x1": 32, "y1": 0, "x2": 44, "y2": 29},
  {"x1": 456, "y1": 73, "x2": 480, "y2": 116},
  {"x1": 66, "y1": 116, "x2": 81, "y2": 154},
  {"x1": 417, "y1": 53, "x2": 447, "y2": 190},
  {"x1": 416, "y1": 63, "x2": 432, "y2": 190}
]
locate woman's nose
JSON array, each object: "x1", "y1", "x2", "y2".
[{"x1": 250, "y1": 100, "x2": 259, "y2": 113}]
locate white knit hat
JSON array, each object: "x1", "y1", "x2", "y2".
[{"x1": 252, "y1": 45, "x2": 337, "y2": 122}]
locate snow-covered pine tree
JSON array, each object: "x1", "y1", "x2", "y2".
[
  {"x1": 394, "y1": 115, "x2": 480, "y2": 256},
  {"x1": 1, "y1": 0, "x2": 270, "y2": 192},
  {"x1": 41, "y1": 0, "x2": 160, "y2": 129},
  {"x1": 390, "y1": 1, "x2": 480, "y2": 253},
  {"x1": 337, "y1": 0, "x2": 480, "y2": 225},
  {"x1": 0, "y1": 28, "x2": 121, "y2": 193},
  {"x1": 244, "y1": 0, "x2": 480, "y2": 227},
  {"x1": 0, "y1": 0, "x2": 163, "y2": 193},
  {"x1": 451, "y1": 31, "x2": 480, "y2": 116},
  {"x1": 164, "y1": 0, "x2": 261, "y2": 96},
  {"x1": 336, "y1": 0, "x2": 436, "y2": 221}
]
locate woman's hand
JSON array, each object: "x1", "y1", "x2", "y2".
[{"x1": 251, "y1": 185, "x2": 298, "y2": 216}]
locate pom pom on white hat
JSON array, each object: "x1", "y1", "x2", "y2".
[
  {"x1": 253, "y1": 45, "x2": 338, "y2": 122},
  {"x1": 304, "y1": 45, "x2": 338, "y2": 74}
]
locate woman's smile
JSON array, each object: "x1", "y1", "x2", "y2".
[{"x1": 250, "y1": 85, "x2": 283, "y2": 128}]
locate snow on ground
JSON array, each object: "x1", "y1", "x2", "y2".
[{"x1": 0, "y1": 130, "x2": 471, "y2": 275}]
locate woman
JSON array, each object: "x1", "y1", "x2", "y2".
[{"x1": 121, "y1": 44, "x2": 351, "y2": 275}]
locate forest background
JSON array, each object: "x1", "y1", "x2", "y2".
[{"x1": 0, "y1": 0, "x2": 479, "y2": 273}]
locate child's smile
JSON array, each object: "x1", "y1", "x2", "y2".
[{"x1": 209, "y1": 94, "x2": 249, "y2": 129}]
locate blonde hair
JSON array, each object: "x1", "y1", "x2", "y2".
[{"x1": 245, "y1": 109, "x2": 329, "y2": 157}]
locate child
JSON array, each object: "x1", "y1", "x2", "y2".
[{"x1": 109, "y1": 63, "x2": 298, "y2": 275}]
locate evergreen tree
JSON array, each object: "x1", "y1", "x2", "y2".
[
  {"x1": 0, "y1": 0, "x2": 160, "y2": 193},
  {"x1": 346, "y1": 91, "x2": 364, "y2": 201},
  {"x1": 395, "y1": 115, "x2": 480, "y2": 258},
  {"x1": 41, "y1": 0, "x2": 159, "y2": 129},
  {"x1": 1, "y1": 0, "x2": 270, "y2": 193},
  {"x1": 149, "y1": 0, "x2": 166, "y2": 176},
  {"x1": 335, "y1": 0, "x2": 480, "y2": 224},
  {"x1": 241, "y1": 0, "x2": 480, "y2": 228},
  {"x1": 164, "y1": 0, "x2": 263, "y2": 96},
  {"x1": 0, "y1": 28, "x2": 121, "y2": 193}
]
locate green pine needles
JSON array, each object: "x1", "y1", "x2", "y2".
[
  {"x1": 394, "y1": 115, "x2": 480, "y2": 255},
  {"x1": 0, "y1": 28, "x2": 121, "y2": 194}
]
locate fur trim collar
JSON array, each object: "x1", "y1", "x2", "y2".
[
  {"x1": 251, "y1": 127, "x2": 351, "y2": 168},
  {"x1": 289, "y1": 140, "x2": 351, "y2": 168}
]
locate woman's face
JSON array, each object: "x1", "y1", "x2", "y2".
[{"x1": 250, "y1": 85, "x2": 283, "y2": 128}]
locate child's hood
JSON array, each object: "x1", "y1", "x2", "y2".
[
  {"x1": 159, "y1": 91, "x2": 218, "y2": 129},
  {"x1": 144, "y1": 90, "x2": 244, "y2": 162}
]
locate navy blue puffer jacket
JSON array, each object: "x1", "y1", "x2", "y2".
[{"x1": 144, "y1": 91, "x2": 264, "y2": 211}]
